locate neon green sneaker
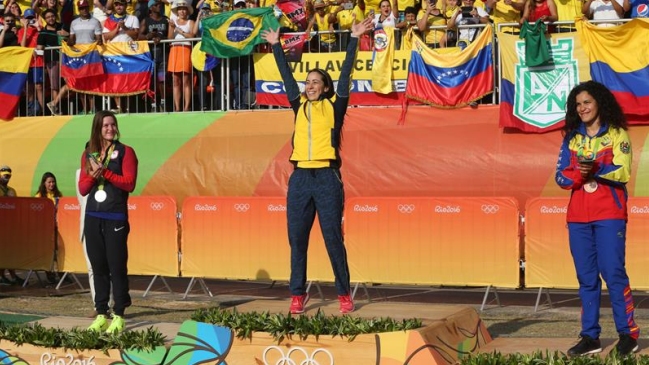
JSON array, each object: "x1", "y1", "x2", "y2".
[
  {"x1": 88, "y1": 314, "x2": 108, "y2": 332},
  {"x1": 105, "y1": 315, "x2": 125, "y2": 334}
]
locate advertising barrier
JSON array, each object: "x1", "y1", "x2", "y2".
[
  {"x1": 56, "y1": 196, "x2": 179, "y2": 277},
  {"x1": 344, "y1": 197, "x2": 520, "y2": 287},
  {"x1": 180, "y1": 196, "x2": 335, "y2": 282},
  {"x1": 525, "y1": 197, "x2": 649, "y2": 290},
  {"x1": 0, "y1": 197, "x2": 55, "y2": 271},
  {"x1": 56, "y1": 197, "x2": 89, "y2": 273}
]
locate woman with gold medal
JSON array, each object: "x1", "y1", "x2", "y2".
[
  {"x1": 555, "y1": 81, "x2": 639, "y2": 357},
  {"x1": 78, "y1": 110, "x2": 138, "y2": 335}
]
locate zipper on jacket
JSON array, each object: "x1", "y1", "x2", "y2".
[{"x1": 307, "y1": 102, "x2": 312, "y2": 160}]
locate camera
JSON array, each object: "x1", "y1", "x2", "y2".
[
  {"x1": 461, "y1": 6, "x2": 473, "y2": 17},
  {"x1": 28, "y1": 18, "x2": 36, "y2": 25}
]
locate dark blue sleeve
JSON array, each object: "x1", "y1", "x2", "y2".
[
  {"x1": 271, "y1": 42, "x2": 301, "y2": 103},
  {"x1": 336, "y1": 36, "x2": 358, "y2": 98}
]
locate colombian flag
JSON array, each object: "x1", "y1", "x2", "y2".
[
  {"x1": 201, "y1": 7, "x2": 280, "y2": 58},
  {"x1": 66, "y1": 41, "x2": 154, "y2": 96},
  {"x1": 372, "y1": 26, "x2": 395, "y2": 95},
  {"x1": 0, "y1": 47, "x2": 33, "y2": 121},
  {"x1": 61, "y1": 42, "x2": 104, "y2": 79},
  {"x1": 404, "y1": 26, "x2": 493, "y2": 108},
  {"x1": 577, "y1": 18, "x2": 649, "y2": 120}
]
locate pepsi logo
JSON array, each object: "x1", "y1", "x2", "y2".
[
  {"x1": 636, "y1": 3, "x2": 648, "y2": 17},
  {"x1": 227, "y1": 18, "x2": 255, "y2": 43}
]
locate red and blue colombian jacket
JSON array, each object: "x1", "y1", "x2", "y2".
[{"x1": 555, "y1": 123, "x2": 632, "y2": 223}]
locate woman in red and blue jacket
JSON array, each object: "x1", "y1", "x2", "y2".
[{"x1": 555, "y1": 81, "x2": 639, "y2": 357}]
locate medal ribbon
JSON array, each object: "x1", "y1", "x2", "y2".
[{"x1": 96, "y1": 143, "x2": 116, "y2": 193}]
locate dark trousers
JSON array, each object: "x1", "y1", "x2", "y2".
[
  {"x1": 568, "y1": 219, "x2": 639, "y2": 339},
  {"x1": 84, "y1": 215, "x2": 131, "y2": 316},
  {"x1": 287, "y1": 167, "x2": 351, "y2": 296}
]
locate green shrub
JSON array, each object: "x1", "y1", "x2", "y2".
[
  {"x1": 0, "y1": 321, "x2": 166, "y2": 353},
  {"x1": 461, "y1": 350, "x2": 649, "y2": 365},
  {"x1": 191, "y1": 307, "x2": 423, "y2": 342}
]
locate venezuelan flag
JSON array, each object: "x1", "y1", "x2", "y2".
[
  {"x1": 577, "y1": 18, "x2": 649, "y2": 120},
  {"x1": 200, "y1": 7, "x2": 280, "y2": 58},
  {"x1": 67, "y1": 41, "x2": 153, "y2": 96},
  {"x1": 0, "y1": 47, "x2": 33, "y2": 121},
  {"x1": 61, "y1": 42, "x2": 104, "y2": 79},
  {"x1": 404, "y1": 26, "x2": 493, "y2": 108}
]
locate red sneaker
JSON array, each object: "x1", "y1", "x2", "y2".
[
  {"x1": 338, "y1": 294, "x2": 354, "y2": 314},
  {"x1": 289, "y1": 294, "x2": 310, "y2": 314}
]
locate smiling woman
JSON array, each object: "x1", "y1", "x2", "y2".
[
  {"x1": 78, "y1": 110, "x2": 139, "y2": 336},
  {"x1": 260, "y1": 18, "x2": 374, "y2": 316}
]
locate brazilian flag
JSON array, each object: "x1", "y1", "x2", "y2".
[{"x1": 200, "y1": 7, "x2": 280, "y2": 58}]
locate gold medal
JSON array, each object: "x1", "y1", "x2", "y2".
[
  {"x1": 94, "y1": 190, "x2": 107, "y2": 202},
  {"x1": 583, "y1": 180, "x2": 598, "y2": 193}
]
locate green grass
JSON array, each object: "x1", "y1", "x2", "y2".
[{"x1": 0, "y1": 312, "x2": 44, "y2": 326}]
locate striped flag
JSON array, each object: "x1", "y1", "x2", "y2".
[{"x1": 0, "y1": 47, "x2": 33, "y2": 121}]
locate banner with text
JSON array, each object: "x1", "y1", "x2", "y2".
[
  {"x1": 0, "y1": 197, "x2": 55, "y2": 270},
  {"x1": 253, "y1": 50, "x2": 411, "y2": 106},
  {"x1": 344, "y1": 197, "x2": 520, "y2": 287},
  {"x1": 525, "y1": 197, "x2": 649, "y2": 290}
]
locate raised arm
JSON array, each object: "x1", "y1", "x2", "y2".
[
  {"x1": 336, "y1": 16, "x2": 372, "y2": 96},
  {"x1": 261, "y1": 27, "x2": 301, "y2": 102}
]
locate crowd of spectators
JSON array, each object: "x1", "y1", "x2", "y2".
[{"x1": 0, "y1": 0, "x2": 647, "y2": 116}]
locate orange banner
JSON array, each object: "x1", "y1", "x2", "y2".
[
  {"x1": 344, "y1": 197, "x2": 520, "y2": 287},
  {"x1": 180, "y1": 197, "x2": 334, "y2": 282},
  {"x1": 56, "y1": 196, "x2": 179, "y2": 277},
  {"x1": 524, "y1": 197, "x2": 649, "y2": 290},
  {"x1": 125, "y1": 196, "x2": 179, "y2": 276},
  {"x1": 56, "y1": 197, "x2": 89, "y2": 273},
  {"x1": 0, "y1": 197, "x2": 55, "y2": 271}
]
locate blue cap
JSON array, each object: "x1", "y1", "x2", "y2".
[
  {"x1": 201, "y1": 2, "x2": 210, "y2": 8},
  {"x1": 148, "y1": 0, "x2": 160, "y2": 7},
  {"x1": 23, "y1": 8, "x2": 36, "y2": 18}
]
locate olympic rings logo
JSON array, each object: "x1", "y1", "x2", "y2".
[
  {"x1": 262, "y1": 346, "x2": 334, "y2": 365},
  {"x1": 234, "y1": 203, "x2": 250, "y2": 212},
  {"x1": 397, "y1": 204, "x2": 415, "y2": 214},
  {"x1": 481, "y1": 205, "x2": 499, "y2": 214},
  {"x1": 150, "y1": 202, "x2": 164, "y2": 211},
  {"x1": 30, "y1": 203, "x2": 45, "y2": 211}
]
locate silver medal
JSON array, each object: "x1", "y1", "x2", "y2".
[{"x1": 94, "y1": 190, "x2": 107, "y2": 202}]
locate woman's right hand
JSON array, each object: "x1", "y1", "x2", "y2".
[{"x1": 261, "y1": 27, "x2": 280, "y2": 45}]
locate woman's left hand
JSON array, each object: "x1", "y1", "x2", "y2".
[
  {"x1": 89, "y1": 157, "x2": 103, "y2": 179},
  {"x1": 351, "y1": 15, "x2": 373, "y2": 37}
]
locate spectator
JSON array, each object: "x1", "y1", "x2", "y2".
[
  {"x1": 0, "y1": 13, "x2": 19, "y2": 47},
  {"x1": 372, "y1": 0, "x2": 399, "y2": 28},
  {"x1": 103, "y1": 0, "x2": 139, "y2": 113},
  {"x1": 417, "y1": 0, "x2": 446, "y2": 48},
  {"x1": 553, "y1": 0, "x2": 581, "y2": 32},
  {"x1": 333, "y1": 0, "x2": 366, "y2": 49},
  {"x1": 35, "y1": 171, "x2": 64, "y2": 285},
  {"x1": 441, "y1": 0, "x2": 458, "y2": 46},
  {"x1": 193, "y1": 1, "x2": 221, "y2": 110},
  {"x1": 520, "y1": 0, "x2": 558, "y2": 33},
  {"x1": 230, "y1": 0, "x2": 251, "y2": 109},
  {"x1": 582, "y1": 0, "x2": 629, "y2": 26},
  {"x1": 47, "y1": 0, "x2": 102, "y2": 115},
  {"x1": 306, "y1": 0, "x2": 338, "y2": 52},
  {"x1": 169, "y1": 0, "x2": 195, "y2": 21},
  {"x1": 33, "y1": 0, "x2": 64, "y2": 26},
  {"x1": 92, "y1": 0, "x2": 113, "y2": 25},
  {"x1": 447, "y1": 0, "x2": 489, "y2": 50},
  {"x1": 484, "y1": 0, "x2": 524, "y2": 34},
  {"x1": 0, "y1": 165, "x2": 25, "y2": 287},
  {"x1": 135, "y1": 0, "x2": 149, "y2": 20},
  {"x1": 18, "y1": 8, "x2": 45, "y2": 116},
  {"x1": 6, "y1": 1, "x2": 22, "y2": 21},
  {"x1": 167, "y1": 0, "x2": 194, "y2": 111},
  {"x1": 139, "y1": 0, "x2": 169, "y2": 111},
  {"x1": 37, "y1": 8, "x2": 68, "y2": 111}
]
